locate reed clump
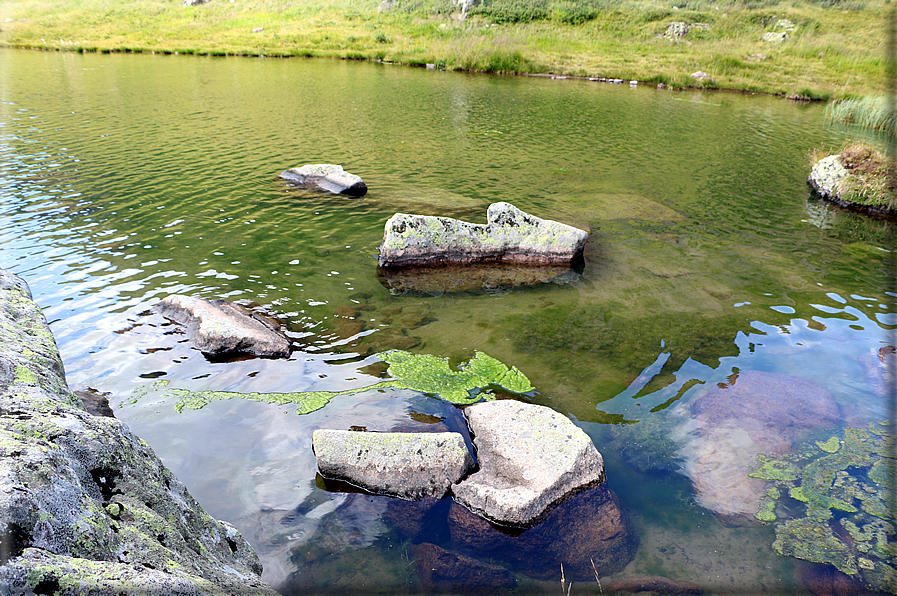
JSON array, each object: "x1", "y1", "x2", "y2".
[{"x1": 826, "y1": 96, "x2": 897, "y2": 133}]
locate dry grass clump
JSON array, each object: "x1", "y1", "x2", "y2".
[{"x1": 836, "y1": 142, "x2": 897, "y2": 210}]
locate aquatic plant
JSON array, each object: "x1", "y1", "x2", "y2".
[
  {"x1": 748, "y1": 423, "x2": 896, "y2": 592},
  {"x1": 826, "y1": 96, "x2": 896, "y2": 133},
  {"x1": 135, "y1": 350, "x2": 534, "y2": 415}
]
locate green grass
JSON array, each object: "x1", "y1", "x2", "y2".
[
  {"x1": 826, "y1": 95, "x2": 897, "y2": 132},
  {"x1": 0, "y1": 0, "x2": 889, "y2": 97}
]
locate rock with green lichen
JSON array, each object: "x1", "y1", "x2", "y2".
[
  {"x1": 0, "y1": 269, "x2": 278, "y2": 595},
  {"x1": 313, "y1": 429, "x2": 475, "y2": 499},
  {"x1": 378, "y1": 202, "x2": 588, "y2": 267},
  {"x1": 750, "y1": 423, "x2": 896, "y2": 594},
  {"x1": 150, "y1": 348, "x2": 534, "y2": 415}
]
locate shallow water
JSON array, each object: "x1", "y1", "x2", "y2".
[{"x1": 1, "y1": 49, "x2": 894, "y2": 593}]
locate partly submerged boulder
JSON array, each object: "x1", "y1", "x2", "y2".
[
  {"x1": 0, "y1": 269, "x2": 278, "y2": 595},
  {"x1": 682, "y1": 370, "x2": 839, "y2": 525},
  {"x1": 447, "y1": 483, "x2": 636, "y2": 580},
  {"x1": 154, "y1": 294, "x2": 291, "y2": 358},
  {"x1": 279, "y1": 164, "x2": 367, "y2": 196},
  {"x1": 313, "y1": 429, "x2": 475, "y2": 500},
  {"x1": 451, "y1": 400, "x2": 606, "y2": 528},
  {"x1": 378, "y1": 202, "x2": 588, "y2": 268}
]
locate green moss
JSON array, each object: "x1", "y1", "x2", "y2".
[
  {"x1": 140, "y1": 350, "x2": 533, "y2": 415},
  {"x1": 752, "y1": 424, "x2": 895, "y2": 591}
]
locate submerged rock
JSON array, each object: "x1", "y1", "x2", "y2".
[
  {"x1": 683, "y1": 370, "x2": 839, "y2": 525},
  {"x1": 154, "y1": 294, "x2": 291, "y2": 358},
  {"x1": 0, "y1": 269, "x2": 278, "y2": 595},
  {"x1": 378, "y1": 202, "x2": 588, "y2": 268},
  {"x1": 448, "y1": 483, "x2": 636, "y2": 580},
  {"x1": 279, "y1": 163, "x2": 367, "y2": 196},
  {"x1": 410, "y1": 542, "x2": 516, "y2": 593},
  {"x1": 312, "y1": 429, "x2": 475, "y2": 500},
  {"x1": 452, "y1": 400, "x2": 606, "y2": 528},
  {"x1": 377, "y1": 261, "x2": 580, "y2": 294}
]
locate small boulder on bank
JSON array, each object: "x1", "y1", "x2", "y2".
[
  {"x1": 154, "y1": 295, "x2": 291, "y2": 358},
  {"x1": 378, "y1": 202, "x2": 588, "y2": 268},
  {"x1": 279, "y1": 164, "x2": 367, "y2": 196},
  {"x1": 452, "y1": 400, "x2": 606, "y2": 528},
  {"x1": 313, "y1": 429, "x2": 475, "y2": 500}
]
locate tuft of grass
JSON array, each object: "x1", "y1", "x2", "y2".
[
  {"x1": 835, "y1": 142, "x2": 897, "y2": 210},
  {"x1": 826, "y1": 96, "x2": 896, "y2": 132}
]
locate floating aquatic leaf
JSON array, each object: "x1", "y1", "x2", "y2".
[{"x1": 133, "y1": 350, "x2": 534, "y2": 415}]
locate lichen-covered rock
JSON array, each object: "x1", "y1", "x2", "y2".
[
  {"x1": 0, "y1": 269, "x2": 278, "y2": 595},
  {"x1": 279, "y1": 164, "x2": 367, "y2": 196},
  {"x1": 312, "y1": 429, "x2": 475, "y2": 500},
  {"x1": 451, "y1": 400, "x2": 606, "y2": 528},
  {"x1": 154, "y1": 294, "x2": 291, "y2": 358},
  {"x1": 808, "y1": 154, "x2": 849, "y2": 203},
  {"x1": 378, "y1": 202, "x2": 588, "y2": 268}
]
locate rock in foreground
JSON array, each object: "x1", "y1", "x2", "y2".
[
  {"x1": 378, "y1": 202, "x2": 588, "y2": 268},
  {"x1": 313, "y1": 429, "x2": 475, "y2": 500},
  {"x1": 0, "y1": 269, "x2": 277, "y2": 595},
  {"x1": 154, "y1": 294, "x2": 291, "y2": 358},
  {"x1": 279, "y1": 163, "x2": 367, "y2": 196},
  {"x1": 452, "y1": 400, "x2": 606, "y2": 528}
]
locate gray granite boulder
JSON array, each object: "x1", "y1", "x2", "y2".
[
  {"x1": 154, "y1": 294, "x2": 291, "y2": 358},
  {"x1": 451, "y1": 400, "x2": 606, "y2": 528},
  {"x1": 313, "y1": 429, "x2": 475, "y2": 500},
  {"x1": 378, "y1": 202, "x2": 588, "y2": 268},
  {"x1": 279, "y1": 164, "x2": 367, "y2": 196},
  {"x1": 0, "y1": 269, "x2": 278, "y2": 595}
]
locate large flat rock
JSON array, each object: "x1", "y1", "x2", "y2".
[
  {"x1": 0, "y1": 269, "x2": 277, "y2": 595},
  {"x1": 378, "y1": 202, "x2": 588, "y2": 268},
  {"x1": 451, "y1": 400, "x2": 605, "y2": 528},
  {"x1": 154, "y1": 294, "x2": 291, "y2": 358},
  {"x1": 313, "y1": 429, "x2": 475, "y2": 500}
]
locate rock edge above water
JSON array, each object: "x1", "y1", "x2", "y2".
[
  {"x1": 279, "y1": 163, "x2": 368, "y2": 196},
  {"x1": 378, "y1": 202, "x2": 589, "y2": 268},
  {"x1": 154, "y1": 294, "x2": 291, "y2": 358},
  {"x1": 0, "y1": 269, "x2": 278, "y2": 595},
  {"x1": 313, "y1": 429, "x2": 475, "y2": 500}
]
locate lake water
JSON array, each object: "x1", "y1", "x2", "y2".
[{"x1": 1, "y1": 49, "x2": 894, "y2": 594}]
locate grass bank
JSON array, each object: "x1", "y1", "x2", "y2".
[{"x1": 0, "y1": 0, "x2": 889, "y2": 98}]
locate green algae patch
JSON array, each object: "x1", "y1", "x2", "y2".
[
  {"x1": 141, "y1": 350, "x2": 534, "y2": 415},
  {"x1": 750, "y1": 424, "x2": 896, "y2": 592}
]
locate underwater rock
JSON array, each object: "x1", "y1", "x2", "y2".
[
  {"x1": 410, "y1": 542, "x2": 516, "y2": 593},
  {"x1": 154, "y1": 294, "x2": 291, "y2": 358},
  {"x1": 378, "y1": 202, "x2": 588, "y2": 268},
  {"x1": 279, "y1": 163, "x2": 367, "y2": 196},
  {"x1": 312, "y1": 429, "x2": 475, "y2": 500},
  {"x1": 452, "y1": 400, "x2": 606, "y2": 528},
  {"x1": 0, "y1": 269, "x2": 277, "y2": 595},
  {"x1": 448, "y1": 483, "x2": 636, "y2": 580},
  {"x1": 377, "y1": 261, "x2": 580, "y2": 294},
  {"x1": 684, "y1": 370, "x2": 839, "y2": 525}
]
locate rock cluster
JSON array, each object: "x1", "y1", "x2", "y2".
[
  {"x1": 279, "y1": 163, "x2": 367, "y2": 196},
  {"x1": 0, "y1": 269, "x2": 277, "y2": 595},
  {"x1": 378, "y1": 202, "x2": 588, "y2": 268},
  {"x1": 154, "y1": 294, "x2": 291, "y2": 358}
]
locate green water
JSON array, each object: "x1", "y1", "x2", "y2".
[{"x1": 1, "y1": 49, "x2": 894, "y2": 593}]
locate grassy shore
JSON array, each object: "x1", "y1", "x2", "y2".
[{"x1": 0, "y1": 0, "x2": 889, "y2": 98}]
